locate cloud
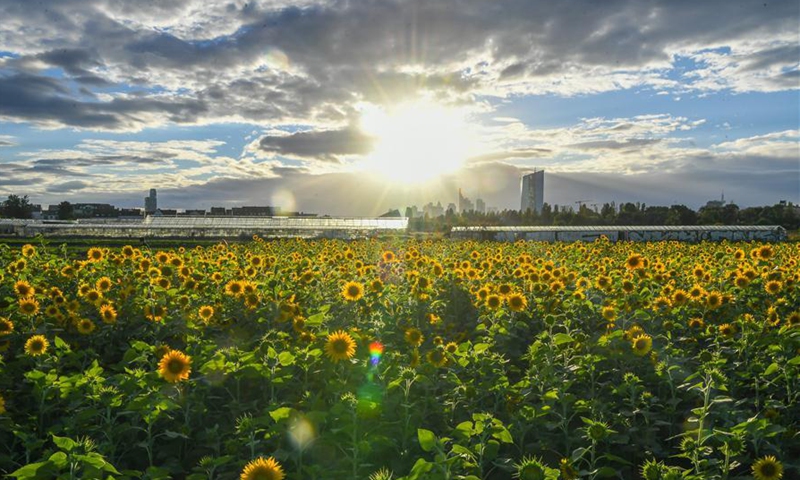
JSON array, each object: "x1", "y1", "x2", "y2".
[
  {"x1": 258, "y1": 126, "x2": 375, "y2": 162},
  {"x1": 0, "y1": 0, "x2": 796, "y2": 131},
  {"x1": 48, "y1": 180, "x2": 90, "y2": 193}
]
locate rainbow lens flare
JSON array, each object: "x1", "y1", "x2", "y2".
[{"x1": 369, "y1": 341, "x2": 383, "y2": 367}]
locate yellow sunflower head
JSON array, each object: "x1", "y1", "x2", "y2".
[
  {"x1": 0, "y1": 318, "x2": 14, "y2": 335},
  {"x1": 14, "y1": 280, "x2": 35, "y2": 298},
  {"x1": 485, "y1": 294, "x2": 502, "y2": 310},
  {"x1": 76, "y1": 318, "x2": 96, "y2": 335},
  {"x1": 341, "y1": 281, "x2": 364, "y2": 302},
  {"x1": 325, "y1": 330, "x2": 357, "y2": 363},
  {"x1": 240, "y1": 456, "x2": 285, "y2": 480},
  {"x1": 99, "y1": 304, "x2": 118, "y2": 324},
  {"x1": 25, "y1": 335, "x2": 49, "y2": 356},
  {"x1": 752, "y1": 455, "x2": 783, "y2": 480},
  {"x1": 404, "y1": 327, "x2": 424, "y2": 347},
  {"x1": 158, "y1": 349, "x2": 192, "y2": 383},
  {"x1": 19, "y1": 298, "x2": 40, "y2": 316},
  {"x1": 631, "y1": 334, "x2": 652, "y2": 357},
  {"x1": 198, "y1": 305, "x2": 215, "y2": 321}
]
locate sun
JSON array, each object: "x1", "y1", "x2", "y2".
[{"x1": 359, "y1": 101, "x2": 474, "y2": 183}]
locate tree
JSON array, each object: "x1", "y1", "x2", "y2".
[
  {"x1": 2, "y1": 194, "x2": 33, "y2": 219},
  {"x1": 57, "y1": 201, "x2": 75, "y2": 220}
]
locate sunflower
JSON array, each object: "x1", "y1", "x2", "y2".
[
  {"x1": 512, "y1": 455, "x2": 547, "y2": 480},
  {"x1": 445, "y1": 342, "x2": 458, "y2": 354},
  {"x1": 787, "y1": 312, "x2": 800, "y2": 328},
  {"x1": 198, "y1": 305, "x2": 214, "y2": 321},
  {"x1": 25, "y1": 335, "x2": 49, "y2": 356},
  {"x1": 381, "y1": 250, "x2": 395, "y2": 263},
  {"x1": 19, "y1": 298, "x2": 40, "y2": 316},
  {"x1": 244, "y1": 293, "x2": 260, "y2": 310},
  {"x1": 706, "y1": 292, "x2": 723, "y2": 309},
  {"x1": 76, "y1": 318, "x2": 96, "y2": 335},
  {"x1": 427, "y1": 348, "x2": 448, "y2": 367},
  {"x1": 404, "y1": 328, "x2": 424, "y2": 347},
  {"x1": 764, "y1": 280, "x2": 781, "y2": 295},
  {"x1": 625, "y1": 254, "x2": 644, "y2": 270},
  {"x1": 631, "y1": 334, "x2": 652, "y2": 357},
  {"x1": 601, "y1": 305, "x2": 616, "y2": 321},
  {"x1": 21, "y1": 244, "x2": 36, "y2": 257},
  {"x1": 341, "y1": 281, "x2": 364, "y2": 302},
  {"x1": 87, "y1": 247, "x2": 104, "y2": 262},
  {"x1": 225, "y1": 280, "x2": 245, "y2": 297},
  {"x1": 99, "y1": 304, "x2": 117, "y2": 324},
  {"x1": 752, "y1": 456, "x2": 783, "y2": 480},
  {"x1": 718, "y1": 323, "x2": 736, "y2": 338},
  {"x1": 671, "y1": 289, "x2": 688, "y2": 306},
  {"x1": 95, "y1": 276, "x2": 113, "y2": 292},
  {"x1": 14, "y1": 280, "x2": 35, "y2": 297},
  {"x1": 756, "y1": 245, "x2": 774, "y2": 261},
  {"x1": 0, "y1": 318, "x2": 13, "y2": 335},
  {"x1": 688, "y1": 318, "x2": 705, "y2": 329},
  {"x1": 507, "y1": 293, "x2": 528, "y2": 312},
  {"x1": 485, "y1": 294, "x2": 502, "y2": 310},
  {"x1": 0, "y1": 392, "x2": 5, "y2": 414},
  {"x1": 158, "y1": 350, "x2": 192, "y2": 383},
  {"x1": 85, "y1": 289, "x2": 103, "y2": 305},
  {"x1": 325, "y1": 330, "x2": 357, "y2": 362},
  {"x1": 240, "y1": 456, "x2": 285, "y2": 480}
]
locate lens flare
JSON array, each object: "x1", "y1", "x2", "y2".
[{"x1": 369, "y1": 341, "x2": 384, "y2": 367}]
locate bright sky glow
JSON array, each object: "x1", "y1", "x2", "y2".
[{"x1": 359, "y1": 102, "x2": 476, "y2": 184}]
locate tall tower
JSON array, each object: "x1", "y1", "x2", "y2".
[
  {"x1": 520, "y1": 170, "x2": 544, "y2": 213},
  {"x1": 145, "y1": 189, "x2": 157, "y2": 214}
]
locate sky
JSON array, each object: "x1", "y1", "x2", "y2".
[{"x1": 0, "y1": 0, "x2": 798, "y2": 215}]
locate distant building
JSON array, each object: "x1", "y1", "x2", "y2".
[
  {"x1": 458, "y1": 189, "x2": 474, "y2": 212},
  {"x1": 475, "y1": 198, "x2": 486, "y2": 214},
  {"x1": 446, "y1": 203, "x2": 457, "y2": 214},
  {"x1": 183, "y1": 209, "x2": 207, "y2": 216},
  {"x1": 145, "y1": 189, "x2": 157, "y2": 214},
  {"x1": 231, "y1": 206, "x2": 278, "y2": 216},
  {"x1": 74, "y1": 203, "x2": 117, "y2": 217},
  {"x1": 423, "y1": 201, "x2": 444, "y2": 217},
  {"x1": 210, "y1": 207, "x2": 228, "y2": 216},
  {"x1": 704, "y1": 192, "x2": 726, "y2": 209},
  {"x1": 521, "y1": 170, "x2": 544, "y2": 214}
]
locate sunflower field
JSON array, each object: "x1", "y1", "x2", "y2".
[{"x1": 0, "y1": 238, "x2": 798, "y2": 480}]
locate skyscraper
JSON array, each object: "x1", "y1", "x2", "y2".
[
  {"x1": 144, "y1": 189, "x2": 157, "y2": 214},
  {"x1": 520, "y1": 170, "x2": 544, "y2": 213}
]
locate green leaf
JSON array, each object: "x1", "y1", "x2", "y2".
[
  {"x1": 306, "y1": 312, "x2": 326, "y2": 326},
  {"x1": 553, "y1": 333, "x2": 574, "y2": 346},
  {"x1": 278, "y1": 351, "x2": 295, "y2": 366},
  {"x1": 473, "y1": 343, "x2": 490, "y2": 354},
  {"x1": 9, "y1": 461, "x2": 54, "y2": 479},
  {"x1": 53, "y1": 336, "x2": 69, "y2": 350},
  {"x1": 52, "y1": 435, "x2": 77, "y2": 452},
  {"x1": 48, "y1": 452, "x2": 68, "y2": 468},
  {"x1": 417, "y1": 428, "x2": 436, "y2": 452},
  {"x1": 788, "y1": 356, "x2": 800, "y2": 366},
  {"x1": 269, "y1": 407, "x2": 293, "y2": 423},
  {"x1": 764, "y1": 363, "x2": 780, "y2": 376},
  {"x1": 492, "y1": 426, "x2": 513, "y2": 444}
]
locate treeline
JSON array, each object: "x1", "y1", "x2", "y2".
[{"x1": 406, "y1": 202, "x2": 800, "y2": 232}]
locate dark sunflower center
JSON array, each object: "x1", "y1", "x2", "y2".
[
  {"x1": 635, "y1": 339, "x2": 647, "y2": 349},
  {"x1": 760, "y1": 463, "x2": 775, "y2": 475},
  {"x1": 347, "y1": 286, "x2": 360, "y2": 297},
  {"x1": 333, "y1": 339, "x2": 349, "y2": 354},
  {"x1": 168, "y1": 359, "x2": 185, "y2": 374}
]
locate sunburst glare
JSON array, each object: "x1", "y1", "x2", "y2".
[{"x1": 358, "y1": 101, "x2": 475, "y2": 184}]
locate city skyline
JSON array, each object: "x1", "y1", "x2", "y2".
[{"x1": 0, "y1": 1, "x2": 797, "y2": 214}]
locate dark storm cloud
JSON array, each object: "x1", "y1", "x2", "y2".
[
  {"x1": 0, "y1": 0, "x2": 797, "y2": 130},
  {"x1": 258, "y1": 127, "x2": 375, "y2": 161},
  {"x1": 0, "y1": 73, "x2": 207, "y2": 130},
  {"x1": 48, "y1": 180, "x2": 89, "y2": 193}
]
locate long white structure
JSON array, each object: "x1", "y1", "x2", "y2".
[
  {"x1": 0, "y1": 216, "x2": 409, "y2": 239},
  {"x1": 451, "y1": 225, "x2": 786, "y2": 242}
]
